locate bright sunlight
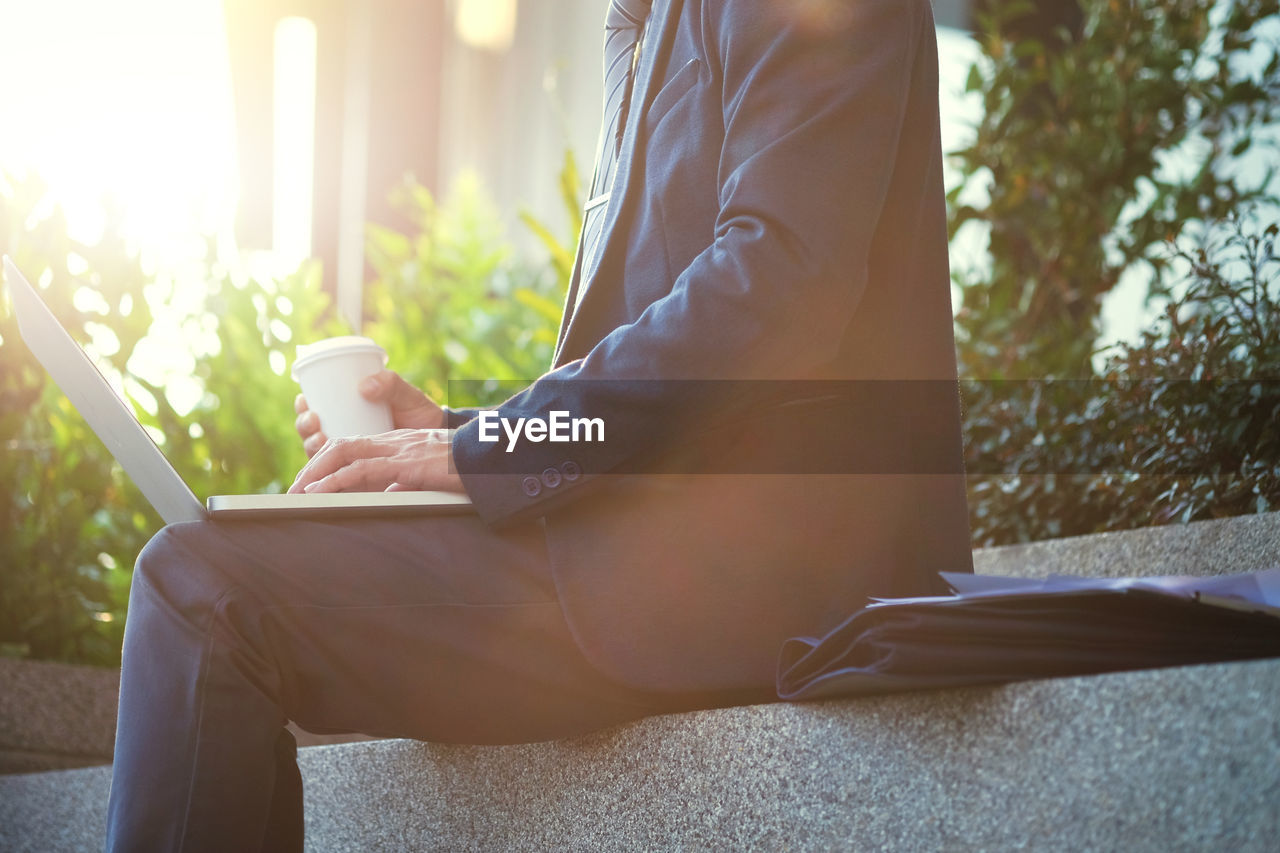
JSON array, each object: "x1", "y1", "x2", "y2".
[{"x1": 0, "y1": 0, "x2": 236, "y2": 262}]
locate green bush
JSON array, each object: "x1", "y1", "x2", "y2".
[
  {"x1": 953, "y1": 0, "x2": 1280, "y2": 545},
  {"x1": 950, "y1": 0, "x2": 1280, "y2": 378},
  {"x1": 2, "y1": 173, "x2": 153, "y2": 662},
  {"x1": 0, "y1": 180, "x2": 344, "y2": 662},
  {"x1": 363, "y1": 171, "x2": 572, "y2": 408},
  {"x1": 964, "y1": 212, "x2": 1280, "y2": 545}
]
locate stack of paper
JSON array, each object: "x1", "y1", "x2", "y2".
[{"x1": 777, "y1": 569, "x2": 1280, "y2": 700}]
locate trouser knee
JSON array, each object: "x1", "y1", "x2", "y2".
[
  {"x1": 130, "y1": 521, "x2": 243, "y2": 628},
  {"x1": 129, "y1": 522, "x2": 280, "y2": 681}
]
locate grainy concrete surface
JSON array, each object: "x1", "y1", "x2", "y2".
[{"x1": 0, "y1": 658, "x2": 117, "y2": 774}]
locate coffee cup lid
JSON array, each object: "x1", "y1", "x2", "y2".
[{"x1": 291, "y1": 336, "x2": 388, "y2": 379}]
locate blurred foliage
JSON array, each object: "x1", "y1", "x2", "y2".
[
  {"x1": 954, "y1": 0, "x2": 1280, "y2": 545},
  {"x1": 964, "y1": 212, "x2": 1280, "y2": 545},
  {"x1": 1, "y1": 174, "x2": 151, "y2": 663},
  {"x1": 1, "y1": 172, "x2": 346, "y2": 662},
  {"x1": 950, "y1": 0, "x2": 1280, "y2": 378},
  {"x1": 364, "y1": 170, "x2": 574, "y2": 409},
  {"x1": 1, "y1": 167, "x2": 573, "y2": 665}
]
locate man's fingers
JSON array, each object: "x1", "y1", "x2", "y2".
[
  {"x1": 290, "y1": 435, "x2": 406, "y2": 493},
  {"x1": 302, "y1": 430, "x2": 328, "y2": 458},
  {"x1": 294, "y1": 393, "x2": 309, "y2": 414},
  {"x1": 295, "y1": 409, "x2": 319, "y2": 436},
  {"x1": 290, "y1": 437, "x2": 361, "y2": 493},
  {"x1": 288, "y1": 429, "x2": 459, "y2": 495},
  {"x1": 359, "y1": 370, "x2": 444, "y2": 430},
  {"x1": 387, "y1": 373, "x2": 423, "y2": 407},
  {"x1": 358, "y1": 370, "x2": 393, "y2": 402},
  {"x1": 305, "y1": 457, "x2": 395, "y2": 494},
  {"x1": 368, "y1": 369, "x2": 425, "y2": 407}
]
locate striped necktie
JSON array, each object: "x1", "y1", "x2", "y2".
[{"x1": 575, "y1": 0, "x2": 653, "y2": 308}]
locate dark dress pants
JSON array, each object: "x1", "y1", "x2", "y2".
[{"x1": 105, "y1": 515, "x2": 734, "y2": 852}]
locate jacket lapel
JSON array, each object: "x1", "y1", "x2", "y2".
[{"x1": 554, "y1": 0, "x2": 684, "y2": 366}]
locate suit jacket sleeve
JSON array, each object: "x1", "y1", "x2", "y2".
[
  {"x1": 442, "y1": 406, "x2": 479, "y2": 429},
  {"x1": 452, "y1": 0, "x2": 935, "y2": 526}
]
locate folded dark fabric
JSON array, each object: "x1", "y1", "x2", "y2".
[{"x1": 778, "y1": 582, "x2": 1280, "y2": 701}]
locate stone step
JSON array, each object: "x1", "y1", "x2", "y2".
[
  {"x1": 3, "y1": 656, "x2": 1278, "y2": 852},
  {"x1": 2, "y1": 510, "x2": 1278, "y2": 851},
  {"x1": 0, "y1": 658, "x2": 118, "y2": 775},
  {"x1": 0, "y1": 658, "x2": 376, "y2": 776}
]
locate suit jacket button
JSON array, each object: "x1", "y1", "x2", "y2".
[
  {"x1": 561, "y1": 460, "x2": 581, "y2": 481},
  {"x1": 541, "y1": 467, "x2": 562, "y2": 489},
  {"x1": 521, "y1": 476, "x2": 542, "y2": 497}
]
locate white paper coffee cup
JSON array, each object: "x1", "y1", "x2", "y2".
[{"x1": 291, "y1": 336, "x2": 395, "y2": 438}]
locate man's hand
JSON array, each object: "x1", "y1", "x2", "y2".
[
  {"x1": 294, "y1": 369, "x2": 446, "y2": 458},
  {"x1": 288, "y1": 429, "x2": 464, "y2": 494}
]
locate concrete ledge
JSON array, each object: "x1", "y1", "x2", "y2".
[
  {"x1": 0, "y1": 658, "x2": 118, "y2": 774},
  {"x1": 4, "y1": 657, "x2": 1277, "y2": 852},
  {"x1": 2, "y1": 511, "x2": 1279, "y2": 851},
  {"x1": 297, "y1": 658, "x2": 1280, "y2": 851},
  {"x1": 0, "y1": 659, "x2": 376, "y2": 776},
  {"x1": 972, "y1": 510, "x2": 1280, "y2": 580}
]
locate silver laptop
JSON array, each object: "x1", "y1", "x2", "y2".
[{"x1": 4, "y1": 255, "x2": 473, "y2": 523}]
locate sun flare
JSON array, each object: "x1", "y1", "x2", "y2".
[{"x1": 0, "y1": 0, "x2": 237, "y2": 260}]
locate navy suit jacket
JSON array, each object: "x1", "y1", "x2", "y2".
[{"x1": 451, "y1": 0, "x2": 973, "y2": 692}]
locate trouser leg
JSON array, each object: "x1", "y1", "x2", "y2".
[
  {"x1": 105, "y1": 515, "x2": 669, "y2": 852},
  {"x1": 260, "y1": 729, "x2": 302, "y2": 852}
]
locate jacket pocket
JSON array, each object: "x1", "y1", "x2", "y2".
[{"x1": 645, "y1": 58, "x2": 703, "y2": 132}]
